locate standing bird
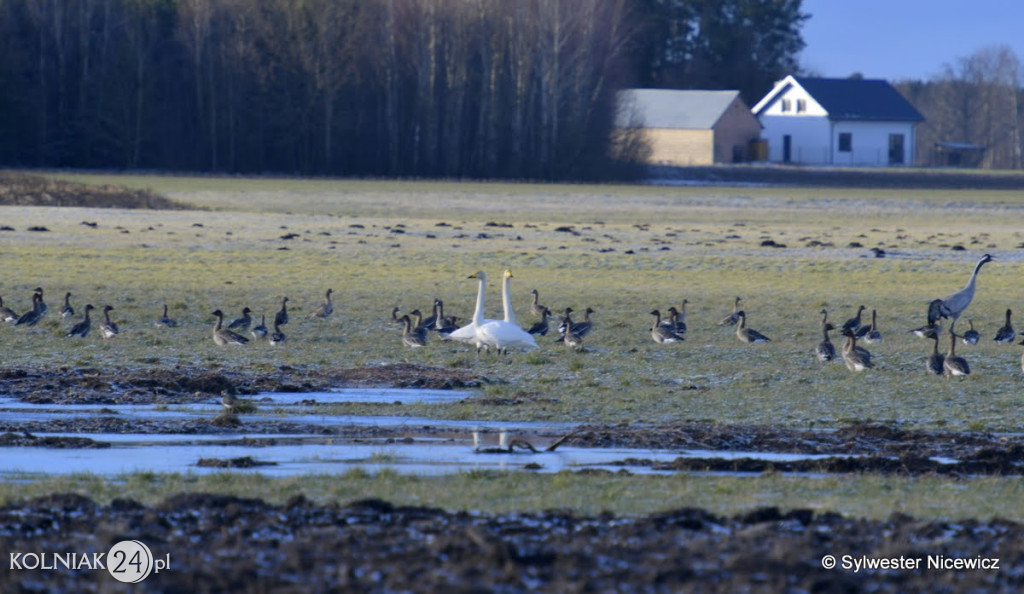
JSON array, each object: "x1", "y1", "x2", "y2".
[
  {"x1": 943, "y1": 329, "x2": 970, "y2": 379},
  {"x1": 672, "y1": 300, "x2": 688, "y2": 335},
  {"x1": 926, "y1": 330, "x2": 945, "y2": 375},
  {"x1": 311, "y1": 288, "x2": 334, "y2": 319},
  {"x1": 155, "y1": 304, "x2": 178, "y2": 328},
  {"x1": 859, "y1": 309, "x2": 883, "y2": 344},
  {"x1": 32, "y1": 287, "x2": 48, "y2": 318},
  {"x1": 718, "y1": 296, "x2": 742, "y2": 326},
  {"x1": 735, "y1": 311, "x2": 771, "y2": 343},
  {"x1": 815, "y1": 311, "x2": 836, "y2": 365},
  {"x1": 529, "y1": 289, "x2": 547, "y2": 318},
  {"x1": 911, "y1": 300, "x2": 944, "y2": 338},
  {"x1": 15, "y1": 293, "x2": 43, "y2": 326},
  {"x1": 928, "y1": 253, "x2": 993, "y2": 332},
  {"x1": 227, "y1": 307, "x2": 253, "y2": 331},
  {"x1": 400, "y1": 315, "x2": 427, "y2": 348},
  {"x1": 66, "y1": 304, "x2": 95, "y2": 338},
  {"x1": 961, "y1": 319, "x2": 980, "y2": 345},
  {"x1": 842, "y1": 305, "x2": 866, "y2": 335},
  {"x1": 993, "y1": 309, "x2": 1015, "y2": 343},
  {"x1": 274, "y1": 296, "x2": 289, "y2": 327},
  {"x1": 251, "y1": 314, "x2": 268, "y2": 340},
  {"x1": 221, "y1": 391, "x2": 239, "y2": 411},
  {"x1": 570, "y1": 307, "x2": 595, "y2": 339},
  {"x1": 211, "y1": 309, "x2": 249, "y2": 346},
  {"x1": 526, "y1": 306, "x2": 551, "y2": 336},
  {"x1": 561, "y1": 312, "x2": 584, "y2": 352},
  {"x1": 0, "y1": 296, "x2": 18, "y2": 323},
  {"x1": 60, "y1": 292, "x2": 74, "y2": 319},
  {"x1": 650, "y1": 310, "x2": 684, "y2": 344},
  {"x1": 407, "y1": 309, "x2": 429, "y2": 345},
  {"x1": 98, "y1": 305, "x2": 119, "y2": 339},
  {"x1": 841, "y1": 328, "x2": 873, "y2": 372}
]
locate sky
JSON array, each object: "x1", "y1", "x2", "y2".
[{"x1": 798, "y1": 0, "x2": 1024, "y2": 81}]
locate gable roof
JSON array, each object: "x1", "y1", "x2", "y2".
[
  {"x1": 616, "y1": 89, "x2": 747, "y2": 129},
  {"x1": 752, "y1": 76, "x2": 924, "y2": 122}
]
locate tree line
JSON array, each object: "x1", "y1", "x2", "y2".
[{"x1": 0, "y1": 0, "x2": 809, "y2": 180}]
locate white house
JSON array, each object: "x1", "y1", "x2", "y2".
[{"x1": 751, "y1": 76, "x2": 924, "y2": 166}]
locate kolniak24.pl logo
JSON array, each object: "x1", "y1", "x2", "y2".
[{"x1": 10, "y1": 540, "x2": 169, "y2": 583}]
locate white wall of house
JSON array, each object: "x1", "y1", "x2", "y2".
[
  {"x1": 831, "y1": 121, "x2": 916, "y2": 166},
  {"x1": 758, "y1": 115, "x2": 832, "y2": 164},
  {"x1": 759, "y1": 116, "x2": 917, "y2": 166}
]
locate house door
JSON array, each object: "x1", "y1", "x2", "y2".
[
  {"x1": 783, "y1": 135, "x2": 791, "y2": 163},
  {"x1": 889, "y1": 134, "x2": 905, "y2": 165}
]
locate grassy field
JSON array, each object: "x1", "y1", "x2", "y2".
[{"x1": 3, "y1": 170, "x2": 1024, "y2": 518}]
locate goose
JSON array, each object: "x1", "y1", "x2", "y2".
[
  {"x1": 211, "y1": 309, "x2": 249, "y2": 346},
  {"x1": 859, "y1": 309, "x2": 882, "y2": 344},
  {"x1": 927, "y1": 331, "x2": 945, "y2": 375},
  {"x1": 269, "y1": 321, "x2": 286, "y2": 345},
  {"x1": 911, "y1": 302, "x2": 943, "y2": 339},
  {"x1": 400, "y1": 315, "x2": 427, "y2": 348},
  {"x1": 526, "y1": 306, "x2": 551, "y2": 336},
  {"x1": 311, "y1": 289, "x2": 334, "y2": 318},
  {"x1": 735, "y1": 311, "x2": 770, "y2": 343},
  {"x1": 815, "y1": 312, "x2": 836, "y2": 365},
  {"x1": 98, "y1": 305, "x2": 119, "y2": 339},
  {"x1": 672, "y1": 300, "x2": 688, "y2": 335},
  {"x1": 942, "y1": 328, "x2": 970, "y2": 379},
  {"x1": 561, "y1": 312, "x2": 584, "y2": 351},
  {"x1": 556, "y1": 307, "x2": 575, "y2": 340},
  {"x1": 961, "y1": 319, "x2": 979, "y2": 345},
  {"x1": 718, "y1": 296, "x2": 742, "y2": 326},
  {"x1": 59, "y1": 292, "x2": 74, "y2": 319},
  {"x1": 32, "y1": 287, "x2": 47, "y2": 318},
  {"x1": 529, "y1": 289, "x2": 547, "y2": 318},
  {"x1": 390, "y1": 306, "x2": 403, "y2": 325},
  {"x1": 221, "y1": 392, "x2": 239, "y2": 411},
  {"x1": 0, "y1": 297, "x2": 18, "y2": 323},
  {"x1": 407, "y1": 309, "x2": 429, "y2": 345},
  {"x1": 928, "y1": 253, "x2": 993, "y2": 332},
  {"x1": 66, "y1": 304, "x2": 94, "y2": 338},
  {"x1": 251, "y1": 314, "x2": 268, "y2": 340},
  {"x1": 154, "y1": 304, "x2": 178, "y2": 328},
  {"x1": 227, "y1": 307, "x2": 253, "y2": 330},
  {"x1": 842, "y1": 305, "x2": 866, "y2": 334},
  {"x1": 570, "y1": 307, "x2": 595, "y2": 339},
  {"x1": 15, "y1": 293, "x2": 43, "y2": 326},
  {"x1": 426, "y1": 299, "x2": 457, "y2": 333},
  {"x1": 650, "y1": 310, "x2": 684, "y2": 344},
  {"x1": 274, "y1": 297, "x2": 289, "y2": 327},
  {"x1": 840, "y1": 328, "x2": 873, "y2": 372},
  {"x1": 993, "y1": 309, "x2": 1015, "y2": 343}
]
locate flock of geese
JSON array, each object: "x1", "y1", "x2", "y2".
[{"x1": 4, "y1": 254, "x2": 1022, "y2": 378}]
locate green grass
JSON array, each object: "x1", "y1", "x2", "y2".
[{"x1": 4, "y1": 170, "x2": 1024, "y2": 518}]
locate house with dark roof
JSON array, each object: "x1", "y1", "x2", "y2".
[
  {"x1": 751, "y1": 75, "x2": 925, "y2": 166},
  {"x1": 616, "y1": 89, "x2": 762, "y2": 166}
]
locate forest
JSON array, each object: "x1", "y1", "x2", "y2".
[{"x1": 1, "y1": 0, "x2": 1020, "y2": 179}]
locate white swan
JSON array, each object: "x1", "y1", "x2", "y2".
[
  {"x1": 476, "y1": 269, "x2": 536, "y2": 353},
  {"x1": 444, "y1": 271, "x2": 499, "y2": 345}
]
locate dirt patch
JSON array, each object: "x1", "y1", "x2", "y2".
[
  {"x1": 195, "y1": 456, "x2": 277, "y2": 468},
  {"x1": 0, "y1": 170, "x2": 190, "y2": 209},
  {"x1": 0, "y1": 494, "x2": 1019, "y2": 592},
  {"x1": 0, "y1": 432, "x2": 110, "y2": 449}
]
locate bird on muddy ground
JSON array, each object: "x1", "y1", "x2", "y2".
[
  {"x1": 529, "y1": 289, "x2": 547, "y2": 318},
  {"x1": 227, "y1": 307, "x2": 253, "y2": 331},
  {"x1": 718, "y1": 296, "x2": 742, "y2": 326},
  {"x1": 928, "y1": 253, "x2": 993, "y2": 332},
  {"x1": 310, "y1": 288, "x2": 334, "y2": 319},
  {"x1": 59, "y1": 292, "x2": 74, "y2": 319},
  {"x1": 154, "y1": 304, "x2": 178, "y2": 328},
  {"x1": 15, "y1": 292, "x2": 43, "y2": 326},
  {"x1": 841, "y1": 328, "x2": 873, "y2": 372},
  {"x1": 211, "y1": 310, "x2": 249, "y2": 346},
  {"x1": 400, "y1": 315, "x2": 427, "y2": 348},
  {"x1": 274, "y1": 297, "x2": 289, "y2": 327},
  {"x1": 251, "y1": 314, "x2": 268, "y2": 340},
  {"x1": 526, "y1": 306, "x2": 551, "y2": 336},
  {"x1": 927, "y1": 331, "x2": 945, "y2": 375},
  {"x1": 0, "y1": 296, "x2": 18, "y2": 323},
  {"x1": 650, "y1": 310, "x2": 684, "y2": 344},
  {"x1": 815, "y1": 311, "x2": 836, "y2": 365},
  {"x1": 961, "y1": 319, "x2": 979, "y2": 345}
]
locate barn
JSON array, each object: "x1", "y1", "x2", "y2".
[
  {"x1": 751, "y1": 75, "x2": 925, "y2": 167},
  {"x1": 615, "y1": 89, "x2": 762, "y2": 166}
]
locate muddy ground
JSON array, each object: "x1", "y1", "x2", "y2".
[
  {"x1": 1, "y1": 493, "x2": 1022, "y2": 592},
  {"x1": 3, "y1": 365, "x2": 1024, "y2": 591},
  {"x1": 3, "y1": 365, "x2": 1024, "y2": 477}
]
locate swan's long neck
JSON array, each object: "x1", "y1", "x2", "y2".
[
  {"x1": 502, "y1": 274, "x2": 515, "y2": 324},
  {"x1": 472, "y1": 277, "x2": 486, "y2": 327}
]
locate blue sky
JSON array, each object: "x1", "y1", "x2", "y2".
[{"x1": 799, "y1": 0, "x2": 1024, "y2": 81}]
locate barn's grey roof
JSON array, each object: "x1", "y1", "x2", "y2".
[
  {"x1": 756, "y1": 76, "x2": 924, "y2": 122},
  {"x1": 616, "y1": 89, "x2": 743, "y2": 129}
]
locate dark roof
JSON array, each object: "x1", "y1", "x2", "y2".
[{"x1": 792, "y1": 77, "x2": 924, "y2": 122}]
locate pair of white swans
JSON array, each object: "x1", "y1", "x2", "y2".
[{"x1": 445, "y1": 270, "x2": 538, "y2": 353}]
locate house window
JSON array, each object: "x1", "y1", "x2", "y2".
[
  {"x1": 780, "y1": 99, "x2": 791, "y2": 112},
  {"x1": 838, "y1": 132, "x2": 852, "y2": 152},
  {"x1": 796, "y1": 99, "x2": 806, "y2": 113}
]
